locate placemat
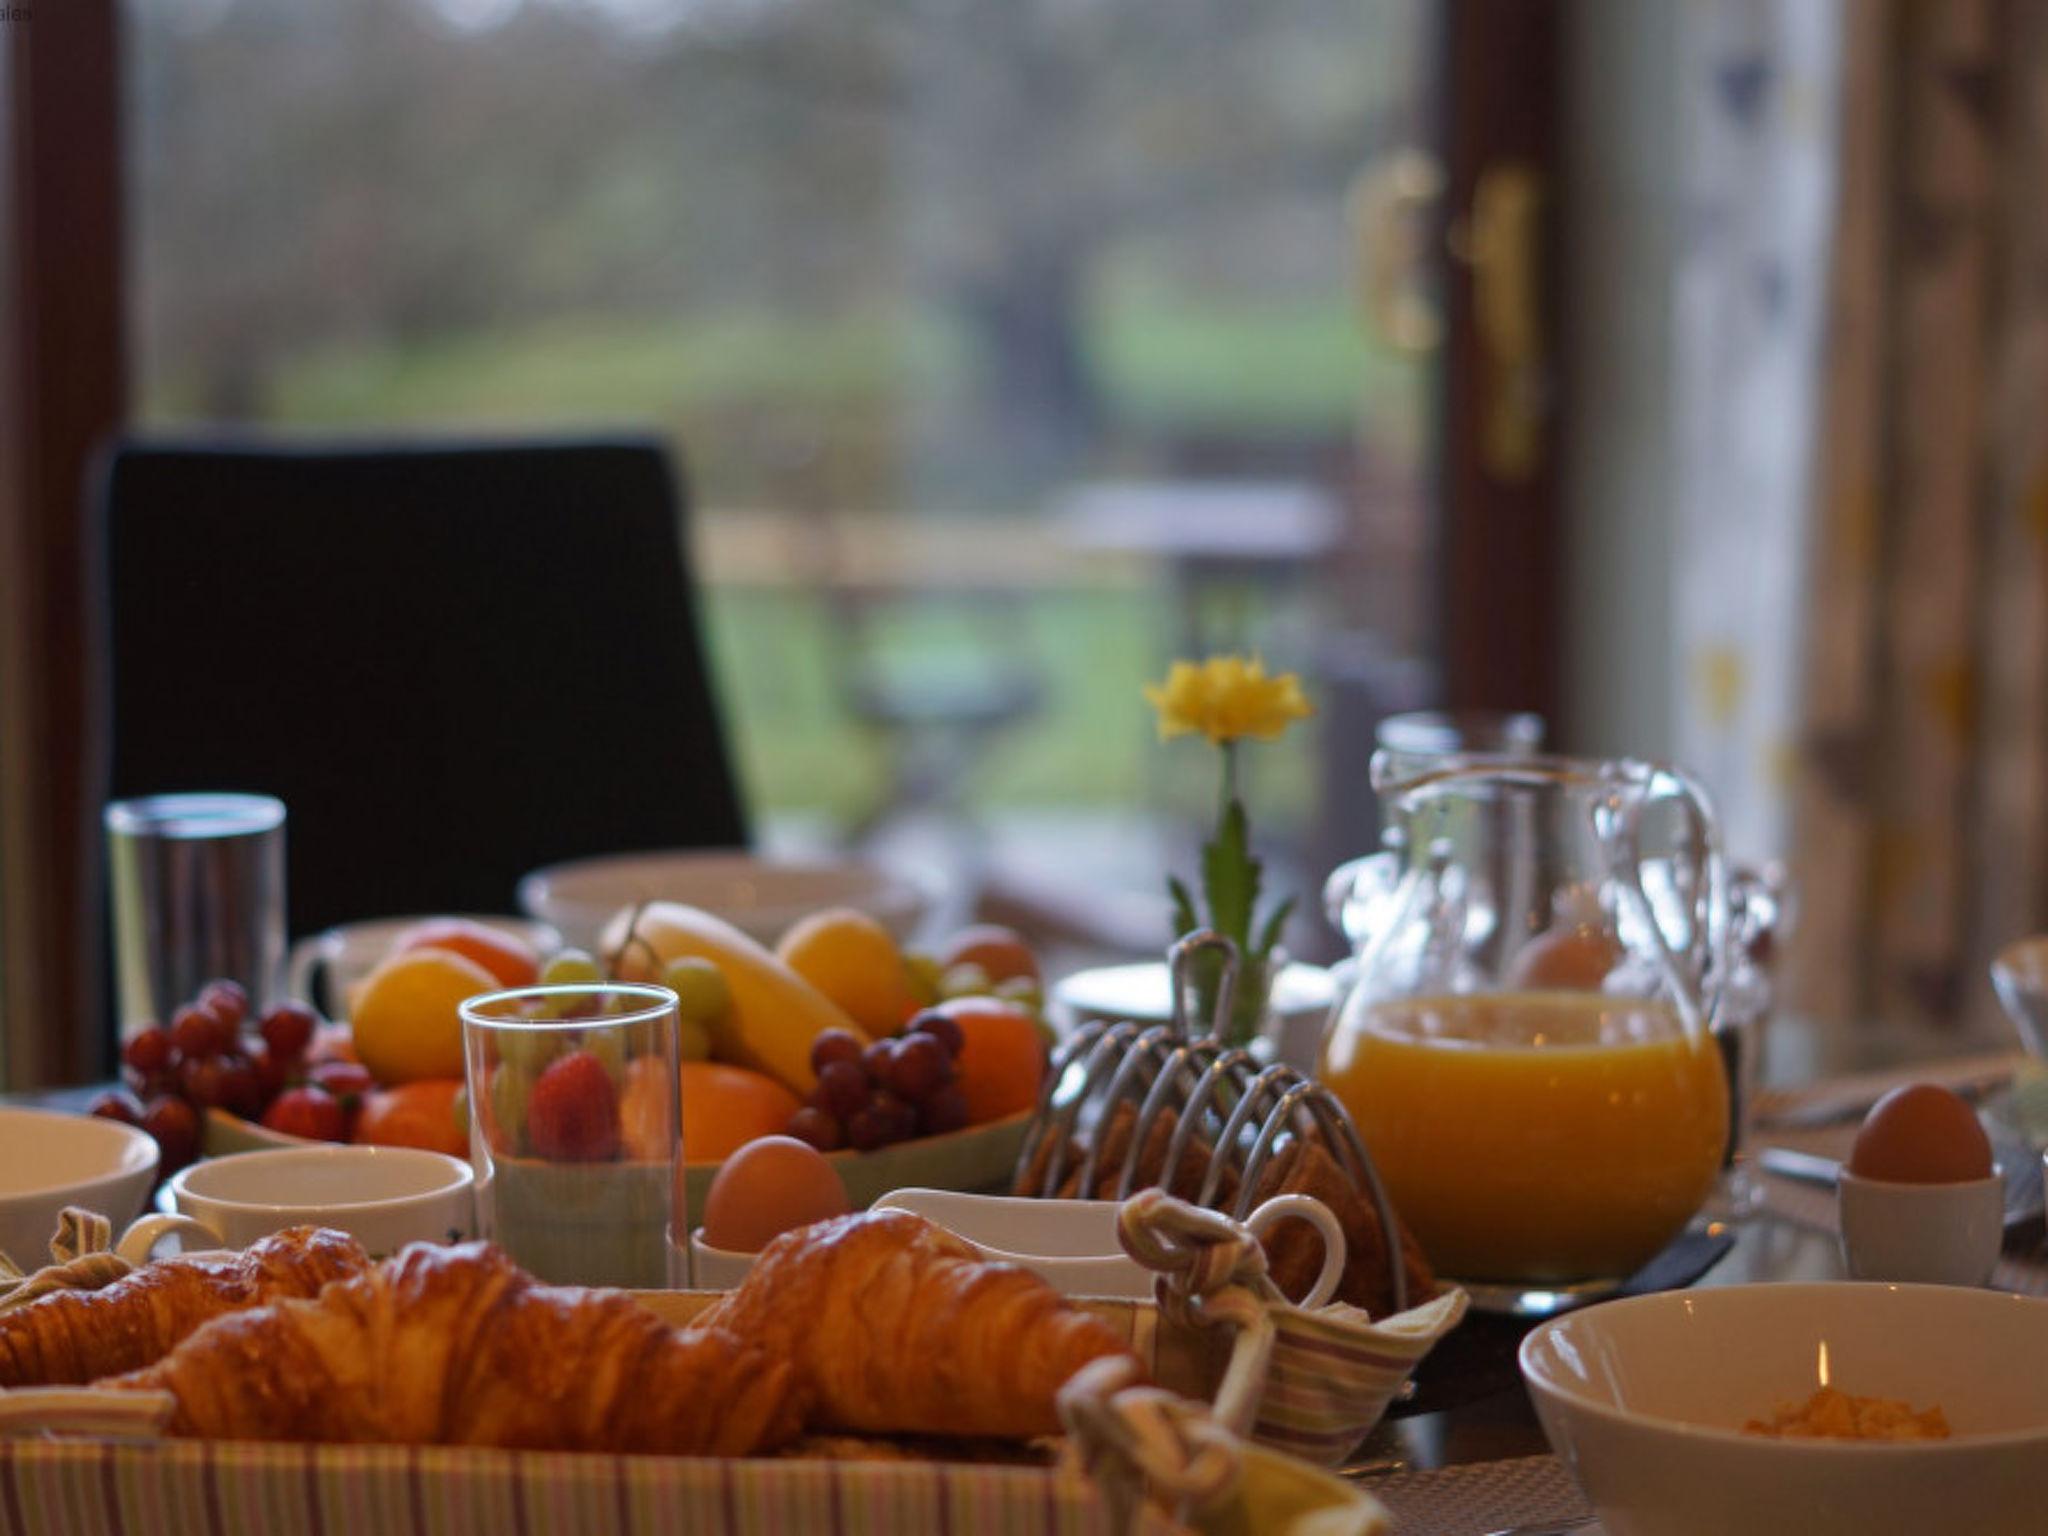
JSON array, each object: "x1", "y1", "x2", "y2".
[{"x1": 1365, "y1": 1453, "x2": 1591, "y2": 1536}]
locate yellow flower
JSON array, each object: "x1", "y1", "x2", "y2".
[{"x1": 1143, "y1": 655, "x2": 1314, "y2": 745}]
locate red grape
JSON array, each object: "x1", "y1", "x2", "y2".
[
  {"x1": 861, "y1": 1038, "x2": 899, "y2": 1081},
  {"x1": 177, "y1": 1054, "x2": 228, "y2": 1108},
  {"x1": 906, "y1": 1011, "x2": 965, "y2": 1058},
  {"x1": 88, "y1": 1089, "x2": 144, "y2": 1127},
  {"x1": 786, "y1": 1105, "x2": 845, "y2": 1153},
  {"x1": 917, "y1": 1086, "x2": 971, "y2": 1137},
  {"x1": 214, "y1": 1052, "x2": 266, "y2": 1119},
  {"x1": 848, "y1": 1088, "x2": 916, "y2": 1150},
  {"x1": 122, "y1": 1026, "x2": 173, "y2": 1075},
  {"x1": 142, "y1": 1095, "x2": 200, "y2": 1172},
  {"x1": 198, "y1": 979, "x2": 249, "y2": 1029},
  {"x1": 171, "y1": 1004, "x2": 223, "y2": 1060},
  {"x1": 262, "y1": 1086, "x2": 346, "y2": 1143},
  {"x1": 812, "y1": 1059, "x2": 869, "y2": 1120},
  {"x1": 810, "y1": 1029, "x2": 865, "y2": 1075},
  {"x1": 258, "y1": 1002, "x2": 317, "y2": 1061},
  {"x1": 250, "y1": 1043, "x2": 293, "y2": 1100},
  {"x1": 886, "y1": 1033, "x2": 952, "y2": 1101},
  {"x1": 309, "y1": 1059, "x2": 374, "y2": 1103}
]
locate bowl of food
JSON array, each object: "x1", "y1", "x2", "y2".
[
  {"x1": 0, "y1": 1106, "x2": 159, "y2": 1270},
  {"x1": 517, "y1": 850, "x2": 937, "y2": 952},
  {"x1": 1521, "y1": 1282, "x2": 2048, "y2": 1536}
]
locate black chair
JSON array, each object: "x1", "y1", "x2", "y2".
[{"x1": 95, "y1": 435, "x2": 749, "y2": 940}]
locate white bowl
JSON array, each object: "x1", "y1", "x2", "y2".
[
  {"x1": 517, "y1": 850, "x2": 935, "y2": 952},
  {"x1": 1522, "y1": 1282, "x2": 2048, "y2": 1536},
  {"x1": 0, "y1": 1107, "x2": 159, "y2": 1271}
]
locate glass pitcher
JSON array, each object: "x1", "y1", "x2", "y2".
[{"x1": 1318, "y1": 752, "x2": 1732, "y2": 1304}]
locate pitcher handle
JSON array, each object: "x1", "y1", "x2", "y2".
[{"x1": 1594, "y1": 761, "x2": 1727, "y2": 1044}]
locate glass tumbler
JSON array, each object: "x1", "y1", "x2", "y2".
[
  {"x1": 105, "y1": 792, "x2": 287, "y2": 1044},
  {"x1": 460, "y1": 982, "x2": 681, "y2": 1288}
]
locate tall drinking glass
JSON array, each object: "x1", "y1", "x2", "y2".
[
  {"x1": 460, "y1": 982, "x2": 681, "y2": 1288},
  {"x1": 105, "y1": 792, "x2": 286, "y2": 1043}
]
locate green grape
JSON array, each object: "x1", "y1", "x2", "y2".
[
  {"x1": 676, "y1": 1016, "x2": 713, "y2": 1062},
  {"x1": 939, "y1": 961, "x2": 992, "y2": 1001},
  {"x1": 487, "y1": 1061, "x2": 533, "y2": 1155},
  {"x1": 494, "y1": 1024, "x2": 561, "y2": 1076},
  {"x1": 450, "y1": 1084, "x2": 472, "y2": 1145},
  {"x1": 537, "y1": 948, "x2": 605, "y2": 1019},
  {"x1": 903, "y1": 952, "x2": 944, "y2": 1007},
  {"x1": 661, "y1": 957, "x2": 732, "y2": 1026},
  {"x1": 579, "y1": 1027, "x2": 629, "y2": 1084}
]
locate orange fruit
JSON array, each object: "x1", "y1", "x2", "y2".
[
  {"x1": 936, "y1": 996, "x2": 1046, "y2": 1125},
  {"x1": 775, "y1": 907, "x2": 917, "y2": 1037},
  {"x1": 351, "y1": 946, "x2": 497, "y2": 1085},
  {"x1": 353, "y1": 1078, "x2": 467, "y2": 1157},
  {"x1": 937, "y1": 924, "x2": 1040, "y2": 986},
  {"x1": 394, "y1": 918, "x2": 540, "y2": 988},
  {"x1": 680, "y1": 1061, "x2": 802, "y2": 1163}
]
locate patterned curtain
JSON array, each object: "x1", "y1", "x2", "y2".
[{"x1": 1790, "y1": 0, "x2": 2048, "y2": 1038}]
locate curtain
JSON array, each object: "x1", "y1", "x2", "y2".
[{"x1": 1790, "y1": 0, "x2": 2048, "y2": 1038}]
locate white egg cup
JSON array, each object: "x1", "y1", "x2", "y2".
[{"x1": 1836, "y1": 1167, "x2": 2003, "y2": 1287}]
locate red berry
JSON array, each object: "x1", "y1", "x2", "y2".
[
  {"x1": 171, "y1": 1004, "x2": 223, "y2": 1060},
  {"x1": 917, "y1": 1085, "x2": 971, "y2": 1137},
  {"x1": 526, "y1": 1050, "x2": 621, "y2": 1162},
  {"x1": 122, "y1": 1027, "x2": 173, "y2": 1075},
  {"x1": 142, "y1": 1095, "x2": 200, "y2": 1172},
  {"x1": 886, "y1": 1033, "x2": 952, "y2": 1101},
  {"x1": 810, "y1": 1029, "x2": 865, "y2": 1074},
  {"x1": 786, "y1": 1105, "x2": 845, "y2": 1152},
  {"x1": 258, "y1": 1003, "x2": 317, "y2": 1062},
  {"x1": 308, "y1": 1059, "x2": 374, "y2": 1106},
  {"x1": 812, "y1": 1059, "x2": 869, "y2": 1120},
  {"x1": 907, "y1": 1011, "x2": 965, "y2": 1058},
  {"x1": 88, "y1": 1089, "x2": 144, "y2": 1127},
  {"x1": 262, "y1": 1086, "x2": 347, "y2": 1143},
  {"x1": 198, "y1": 979, "x2": 249, "y2": 1029}
]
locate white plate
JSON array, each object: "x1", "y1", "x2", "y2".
[{"x1": 516, "y1": 850, "x2": 937, "y2": 952}]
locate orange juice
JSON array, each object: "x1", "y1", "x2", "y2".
[{"x1": 1319, "y1": 991, "x2": 1728, "y2": 1283}]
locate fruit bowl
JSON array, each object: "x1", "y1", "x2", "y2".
[{"x1": 200, "y1": 1105, "x2": 1033, "y2": 1285}]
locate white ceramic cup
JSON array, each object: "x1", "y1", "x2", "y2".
[
  {"x1": 118, "y1": 1145, "x2": 476, "y2": 1262},
  {"x1": 691, "y1": 1189, "x2": 1353, "y2": 1303},
  {"x1": 1837, "y1": 1168, "x2": 2004, "y2": 1287}
]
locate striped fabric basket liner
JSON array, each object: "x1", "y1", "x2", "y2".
[{"x1": 1249, "y1": 1289, "x2": 1467, "y2": 1466}]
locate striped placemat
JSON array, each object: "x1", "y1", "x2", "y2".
[{"x1": 1364, "y1": 1453, "x2": 1591, "y2": 1536}]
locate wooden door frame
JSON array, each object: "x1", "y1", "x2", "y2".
[
  {"x1": 1436, "y1": 0, "x2": 1567, "y2": 735},
  {"x1": 1, "y1": 1, "x2": 124, "y2": 1087}
]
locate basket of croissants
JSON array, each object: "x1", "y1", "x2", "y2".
[{"x1": 0, "y1": 1201, "x2": 1398, "y2": 1536}]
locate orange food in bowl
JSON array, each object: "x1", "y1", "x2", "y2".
[
  {"x1": 1848, "y1": 1083, "x2": 1994, "y2": 1183},
  {"x1": 350, "y1": 947, "x2": 497, "y2": 1085},
  {"x1": 353, "y1": 1078, "x2": 467, "y2": 1157},
  {"x1": 936, "y1": 996, "x2": 1046, "y2": 1125},
  {"x1": 680, "y1": 1062, "x2": 803, "y2": 1163},
  {"x1": 394, "y1": 919, "x2": 541, "y2": 989}
]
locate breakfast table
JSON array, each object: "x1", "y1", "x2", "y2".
[{"x1": 1346, "y1": 1044, "x2": 2035, "y2": 1535}]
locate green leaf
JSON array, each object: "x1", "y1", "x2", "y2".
[
  {"x1": 1166, "y1": 874, "x2": 1201, "y2": 938},
  {"x1": 1253, "y1": 893, "x2": 1296, "y2": 961},
  {"x1": 1201, "y1": 797, "x2": 1258, "y2": 948}
]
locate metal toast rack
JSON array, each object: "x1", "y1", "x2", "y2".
[{"x1": 1013, "y1": 930, "x2": 1411, "y2": 1315}]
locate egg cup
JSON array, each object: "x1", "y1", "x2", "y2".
[{"x1": 1836, "y1": 1168, "x2": 2003, "y2": 1287}]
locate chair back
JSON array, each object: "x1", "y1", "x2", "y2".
[{"x1": 96, "y1": 435, "x2": 748, "y2": 939}]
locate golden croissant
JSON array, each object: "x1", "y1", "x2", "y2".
[
  {"x1": 697, "y1": 1208, "x2": 1138, "y2": 1439},
  {"x1": 104, "y1": 1240, "x2": 803, "y2": 1456},
  {"x1": 0, "y1": 1225, "x2": 369, "y2": 1388}
]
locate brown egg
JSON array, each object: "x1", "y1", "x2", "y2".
[
  {"x1": 1848, "y1": 1083, "x2": 1994, "y2": 1184},
  {"x1": 701, "y1": 1133, "x2": 850, "y2": 1254}
]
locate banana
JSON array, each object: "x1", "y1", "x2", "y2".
[{"x1": 601, "y1": 901, "x2": 865, "y2": 1094}]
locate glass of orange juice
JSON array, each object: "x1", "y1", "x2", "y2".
[{"x1": 1318, "y1": 754, "x2": 1733, "y2": 1308}]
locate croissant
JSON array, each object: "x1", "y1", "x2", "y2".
[
  {"x1": 104, "y1": 1240, "x2": 803, "y2": 1456},
  {"x1": 695, "y1": 1209, "x2": 1137, "y2": 1439},
  {"x1": 0, "y1": 1225, "x2": 369, "y2": 1388}
]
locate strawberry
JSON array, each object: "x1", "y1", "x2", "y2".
[{"x1": 526, "y1": 1049, "x2": 621, "y2": 1162}]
